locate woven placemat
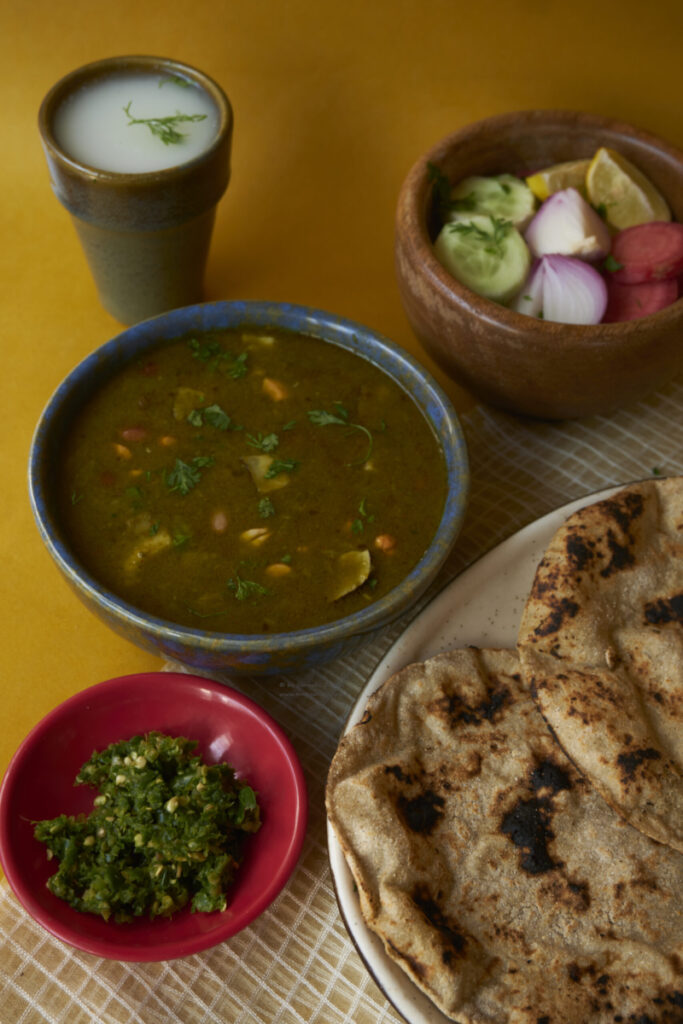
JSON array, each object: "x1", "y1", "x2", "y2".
[{"x1": 2, "y1": 377, "x2": 682, "y2": 1024}]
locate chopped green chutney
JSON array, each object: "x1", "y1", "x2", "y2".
[{"x1": 33, "y1": 732, "x2": 260, "y2": 922}]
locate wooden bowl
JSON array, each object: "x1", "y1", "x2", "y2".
[{"x1": 395, "y1": 110, "x2": 683, "y2": 419}]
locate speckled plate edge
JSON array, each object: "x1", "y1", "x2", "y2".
[{"x1": 327, "y1": 485, "x2": 622, "y2": 1024}]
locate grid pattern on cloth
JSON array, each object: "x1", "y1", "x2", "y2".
[{"x1": 1, "y1": 375, "x2": 682, "y2": 1024}]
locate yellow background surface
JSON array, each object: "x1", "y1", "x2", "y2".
[{"x1": 2, "y1": 0, "x2": 682, "y2": 798}]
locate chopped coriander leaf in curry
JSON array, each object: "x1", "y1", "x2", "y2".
[
  {"x1": 57, "y1": 328, "x2": 447, "y2": 632},
  {"x1": 33, "y1": 733, "x2": 260, "y2": 922}
]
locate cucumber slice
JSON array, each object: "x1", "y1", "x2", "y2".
[
  {"x1": 446, "y1": 174, "x2": 537, "y2": 230},
  {"x1": 434, "y1": 214, "x2": 531, "y2": 304}
]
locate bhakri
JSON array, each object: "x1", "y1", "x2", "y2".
[
  {"x1": 326, "y1": 647, "x2": 682, "y2": 1023},
  {"x1": 517, "y1": 476, "x2": 683, "y2": 853}
]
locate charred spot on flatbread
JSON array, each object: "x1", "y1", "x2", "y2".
[
  {"x1": 644, "y1": 592, "x2": 683, "y2": 625},
  {"x1": 500, "y1": 758, "x2": 572, "y2": 875},
  {"x1": 530, "y1": 595, "x2": 580, "y2": 638},
  {"x1": 383, "y1": 763, "x2": 413, "y2": 784},
  {"x1": 600, "y1": 524, "x2": 637, "y2": 577},
  {"x1": 397, "y1": 788, "x2": 445, "y2": 835},
  {"x1": 382, "y1": 763, "x2": 447, "y2": 835},
  {"x1": 411, "y1": 885, "x2": 468, "y2": 962},
  {"x1": 428, "y1": 681, "x2": 511, "y2": 726},
  {"x1": 500, "y1": 793, "x2": 558, "y2": 875},
  {"x1": 518, "y1": 477, "x2": 683, "y2": 853},
  {"x1": 617, "y1": 745, "x2": 662, "y2": 781},
  {"x1": 531, "y1": 758, "x2": 572, "y2": 796},
  {"x1": 604, "y1": 488, "x2": 645, "y2": 531},
  {"x1": 564, "y1": 530, "x2": 596, "y2": 572}
]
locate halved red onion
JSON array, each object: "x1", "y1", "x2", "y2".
[
  {"x1": 512, "y1": 254, "x2": 608, "y2": 324},
  {"x1": 512, "y1": 258, "x2": 544, "y2": 318},
  {"x1": 525, "y1": 187, "x2": 611, "y2": 261}
]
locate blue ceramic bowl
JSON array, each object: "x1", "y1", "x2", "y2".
[{"x1": 28, "y1": 301, "x2": 469, "y2": 676}]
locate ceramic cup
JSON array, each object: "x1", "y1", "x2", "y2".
[{"x1": 38, "y1": 56, "x2": 233, "y2": 325}]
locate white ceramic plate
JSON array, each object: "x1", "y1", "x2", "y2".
[{"x1": 327, "y1": 486, "x2": 619, "y2": 1024}]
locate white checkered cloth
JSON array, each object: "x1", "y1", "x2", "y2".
[{"x1": 2, "y1": 377, "x2": 682, "y2": 1024}]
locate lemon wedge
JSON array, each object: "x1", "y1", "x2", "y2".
[
  {"x1": 585, "y1": 147, "x2": 670, "y2": 230},
  {"x1": 525, "y1": 159, "x2": 591, "y2": 201}
]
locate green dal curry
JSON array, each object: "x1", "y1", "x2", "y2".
[{"x1": 58, "y1": 329, "x2": 447, "y2": 633}]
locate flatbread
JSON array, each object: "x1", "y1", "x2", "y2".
[
  {"x1": 517, "y1": 476, "x2": 683, "y2": 853},
  {"x1": 326, "y1": 648, "x2": 682, "y2": 1023}
]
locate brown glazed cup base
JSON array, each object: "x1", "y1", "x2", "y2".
[{"x1": 71, "y1": 207, "x2": 217, "y2": 324}]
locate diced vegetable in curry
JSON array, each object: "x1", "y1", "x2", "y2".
[{"x1": 58, "y1": 328, "x2": 447, "y2": 633}]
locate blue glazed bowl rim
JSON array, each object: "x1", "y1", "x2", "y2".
[{"x1": 28, "y1": 300, "x2": 469, "y2": 655}]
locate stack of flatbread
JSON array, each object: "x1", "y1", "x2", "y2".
[{"x1": 326, "y1": 477, "x2": 683, "y2": 1023}]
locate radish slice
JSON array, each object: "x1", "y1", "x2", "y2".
[
  {"x1": 609, "y1": 222, "x2": 683, "y2": 284},
  {"x1": 525, "y1": 187, "x2": 611, "y2": 261},
  {"x1": 512, "y1": 254, "x2": 608, "y2": 324},
  {"x1": 603, "y1": 277, "x2": 679, "y2": 322}
]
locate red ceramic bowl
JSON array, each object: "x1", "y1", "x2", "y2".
[{"x1": 0, "y1": 672, "x2": 307, "y2": 961}]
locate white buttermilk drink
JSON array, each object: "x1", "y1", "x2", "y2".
[{"x1": 53, "y1": 71, "x2": 220, "y2": 173}]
